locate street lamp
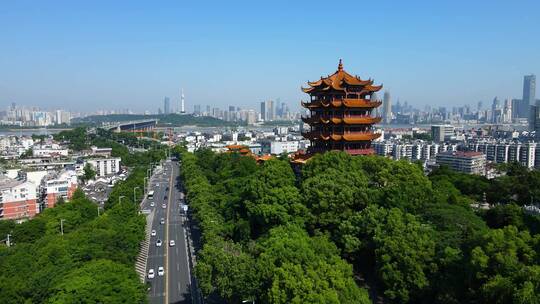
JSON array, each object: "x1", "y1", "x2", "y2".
[
  {"x1": 133, "y1": 186, "x2": 140, "y2": 203},
  {"x1": 143, "y1": 177, "x2": 148, "y2": 194},
  {"x1": 60, "y1": 219, "x2": 66, "y2": 236}
]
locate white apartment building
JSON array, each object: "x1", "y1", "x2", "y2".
[
  {"x1": 85, "y1": 158, "x2": 121, "y2": 177},
  {"x1": 32, "y1": 148, "x2": 69, "y2": 158},
  {"x1": 270, "y1": 141, "x2": 299, "y2": 155},
  {"x1": 0, "y1": 176, "x2": 39, "y2": 220}
]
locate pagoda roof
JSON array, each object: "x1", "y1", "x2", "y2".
[
  {"x1": 301, "y1": 99, "x2": 382, "y2": 109},
  {"x1": 301, "y1": 59, "x2": 382, "y2": 93}
]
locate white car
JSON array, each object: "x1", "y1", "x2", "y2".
[
  {"x1": 156, "y1": 239, "x2": 162, "y2": 247},
  {"x1": 151, "y1": 230, "x2": 156, "y2": 237},
  {"x1": 162, "y1": 203, "x2": 166, "y2": 209},
  {"x1": 160, "y1": 218, "x2": 165, "y2": 225},
  {"x1": 169, "y1": 240, "x2": 176, "y2": 247},
  {"x1": 150, "y1": 202, "x2": 155, "y2": 207},
  {"x1": 158, "y1": 266, "x2": 164, "y2": 276},
  {"x1": 148, "y1": 269, "x2": 155, "y2": 279}
]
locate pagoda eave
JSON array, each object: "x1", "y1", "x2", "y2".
[{"x1": 301, "y1": 131, "x2": 381, "y2": 141}]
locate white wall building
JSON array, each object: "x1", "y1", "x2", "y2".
[{"x1": 85, "y1": 158, "x2": 121, "y2": 177}]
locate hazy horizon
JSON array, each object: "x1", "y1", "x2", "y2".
[{"x1": 1, "y1": 1, "x2": 539, "y2": 113}]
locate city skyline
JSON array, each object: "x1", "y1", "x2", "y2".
[{"x1": 1, "y1": 1, "x2": 540, "y2": 112}]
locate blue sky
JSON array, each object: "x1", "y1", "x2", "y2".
[{"x1": 0, "y1": 0, "x2": 539, "y2": 113}]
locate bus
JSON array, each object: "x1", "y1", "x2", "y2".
[{"x1": 147, "y1": 190, "x2": 154, "y2": 199}]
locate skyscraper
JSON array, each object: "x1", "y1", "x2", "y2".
[
  {"x1": 266, "y1": 100, "x2": 275, "y2": 121},
  {"x1": 383, "y1": 91, "x2": 392, "y2": 124},
  {"x1": 260, "y1": 102, "x2": 266, "y2": 121},
  {"x1": 163, "y1": 97, "x2": 170, "y2": 114},
  {"x1": 490, "y1": 97, "x2": 501, "y2": 123},
  {"x1": 194, "y1": 104, "x2": 201, "y2": 115},
  {"x1": 503, "y1": 98, "x2": 512, "y2": 123},
  {"x1": 523, "y1": 75, "x2": 536, "y2": 106},
  {"x1": 180, "y1": 89, "x2": 185, "y2": 113}
]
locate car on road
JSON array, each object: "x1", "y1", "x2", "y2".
[
  {"x1": 148, "y1": 269, "x2": 155, "y2": 279},
  {"x1": 158, "y1": 266, "x2": 164, "y2": 276},
  {"x1": 150, "y1": 202, "x2": 155, "y2": 207},
  {"x1": 162, "y1": 203, "x2": 166, "y2": 209},
  {"x1": 151, "y1": 230, "x2": 156, "y2": 236},
  {"x1": 169, "y1": 240, "x2": 175, "y2": 247},
  {"x1": 164, "y1": 195, "x2": 168, "y2": 200},
  {"x1": 160, "y1": 218, "x2": 165, "y2": 224},
  {"x1": 156, "y1": 239, "x2": 162, "y2": 247}
]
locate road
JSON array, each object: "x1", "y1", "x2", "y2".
[{"x1": 142, "y1": 159, "x2": 194, "y2": 304}]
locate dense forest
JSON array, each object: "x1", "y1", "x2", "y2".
[
  {"x1": 73, "y1": 113, "x2": 239, "y2": 127},
  {"x1": 179, "y1": 149, "x2": 540, "y2": 304},
  {"x1": 0, "y1": 130, "x2": 167, "y2": 303}
]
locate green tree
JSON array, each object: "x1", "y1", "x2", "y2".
[
  {"x1": 46, "y1": 259, "x2": 147, "y2": 304},
  {"x1": 340, "y1": 206, "x2": 436, "y2": 302},
  {"x1": 82, "y1": 163, "x2": 96, "y2": 182},
  {"x1": 243, "y1": 159, "x2": 306, "y2": 237},
  {"x1": 301, "y1": 167, "x2": 370, "y2": 237},
  {"x1": 258, "y1": 225, "x2": 370, "y2": 304},
  {"x1": 195, "y1": 239, "x2": 260, "y2": 302},
  {"x1": 20, "y1": 148, "x2": 33, "y2": 158},
  {"x1": 468, "y1": 226, "x2": 540, "y2": 303}
]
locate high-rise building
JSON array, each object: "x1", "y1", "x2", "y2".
[
  {"x1": 163, "y1": 97, "x2": 170, "y2": 114},
  {"x1": 523, "y1": 75, "x2": 536, "y2": 106},
  {"x1": 512, "y1": 98, "x2": 528, "y2": 118},
  {"x1": 431, "y1": 125, "x2": 454, "y2": 142},
  {"x1": 532, "y1": 101, "x2": 540, "y2": 138},
  {"x1": 260, "y1": 102, "x2": 266, "y2": 121},
  {"x1": 491, "y1": 97, "x2": 501, "y2": 123},
  {"x1": 194, "y1": 105, "x2": 201, "y2": 115},
  {"x1": 382, "y1": 91, "x2": 392, "y2": 124},
  {"x1": 503, "y1": 98, "x2": 512, "y2": 123},
  {"x1": 180, "y1": 89, "x2": 185, "y2": 113},
  {"x1": 266, "y1": 100, "x2": 275, "y2": 121}
]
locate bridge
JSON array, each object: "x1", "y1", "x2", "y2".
[{"x1": 102, "y1": 119, "x2": 158, "y2": 133}]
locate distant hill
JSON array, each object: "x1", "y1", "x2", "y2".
[{"x1": 73, "y1": 114, "x2": 241, "y2": 127}]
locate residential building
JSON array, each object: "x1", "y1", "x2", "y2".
[
  {"x1": 90, "y1": 146, "x2": 112, "y2": 157},
  {"x1": 85, "y1": 158, "x2": 121, "y2": 177},
  {"x1": 0, "y1": 176, "x2": 38, "y2": 220},
  {"x1": 431, "y1": 125, "x2": 454, "y2": 142},
  {"x1": 40, "y1": 170, "x2": 78, "y2": 209},
  {"x1": 32, "y1": 147, "x2": 69, "y2": 158},
  {"x1": 436, "y1": 151, "x2": 486, "y2": 175}
]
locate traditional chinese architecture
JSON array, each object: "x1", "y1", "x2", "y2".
[
  {"x1": 226, "y1": 144, "x2": 273, "y2": 163},
  {"x1": 300, "y1": 60, "x2": 382, "y2": 156}
]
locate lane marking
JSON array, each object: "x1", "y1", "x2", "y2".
[{"x1": 164, "y1": 161, "x2": 173, "y2": 304}]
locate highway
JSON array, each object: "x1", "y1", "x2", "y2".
[{"x1": 142, "y1": 159, "x2": 194, "y2": 304}]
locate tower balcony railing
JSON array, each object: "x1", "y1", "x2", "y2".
[{"x1": 302, "y1": 115, "x2": 382, "y2": 124}]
